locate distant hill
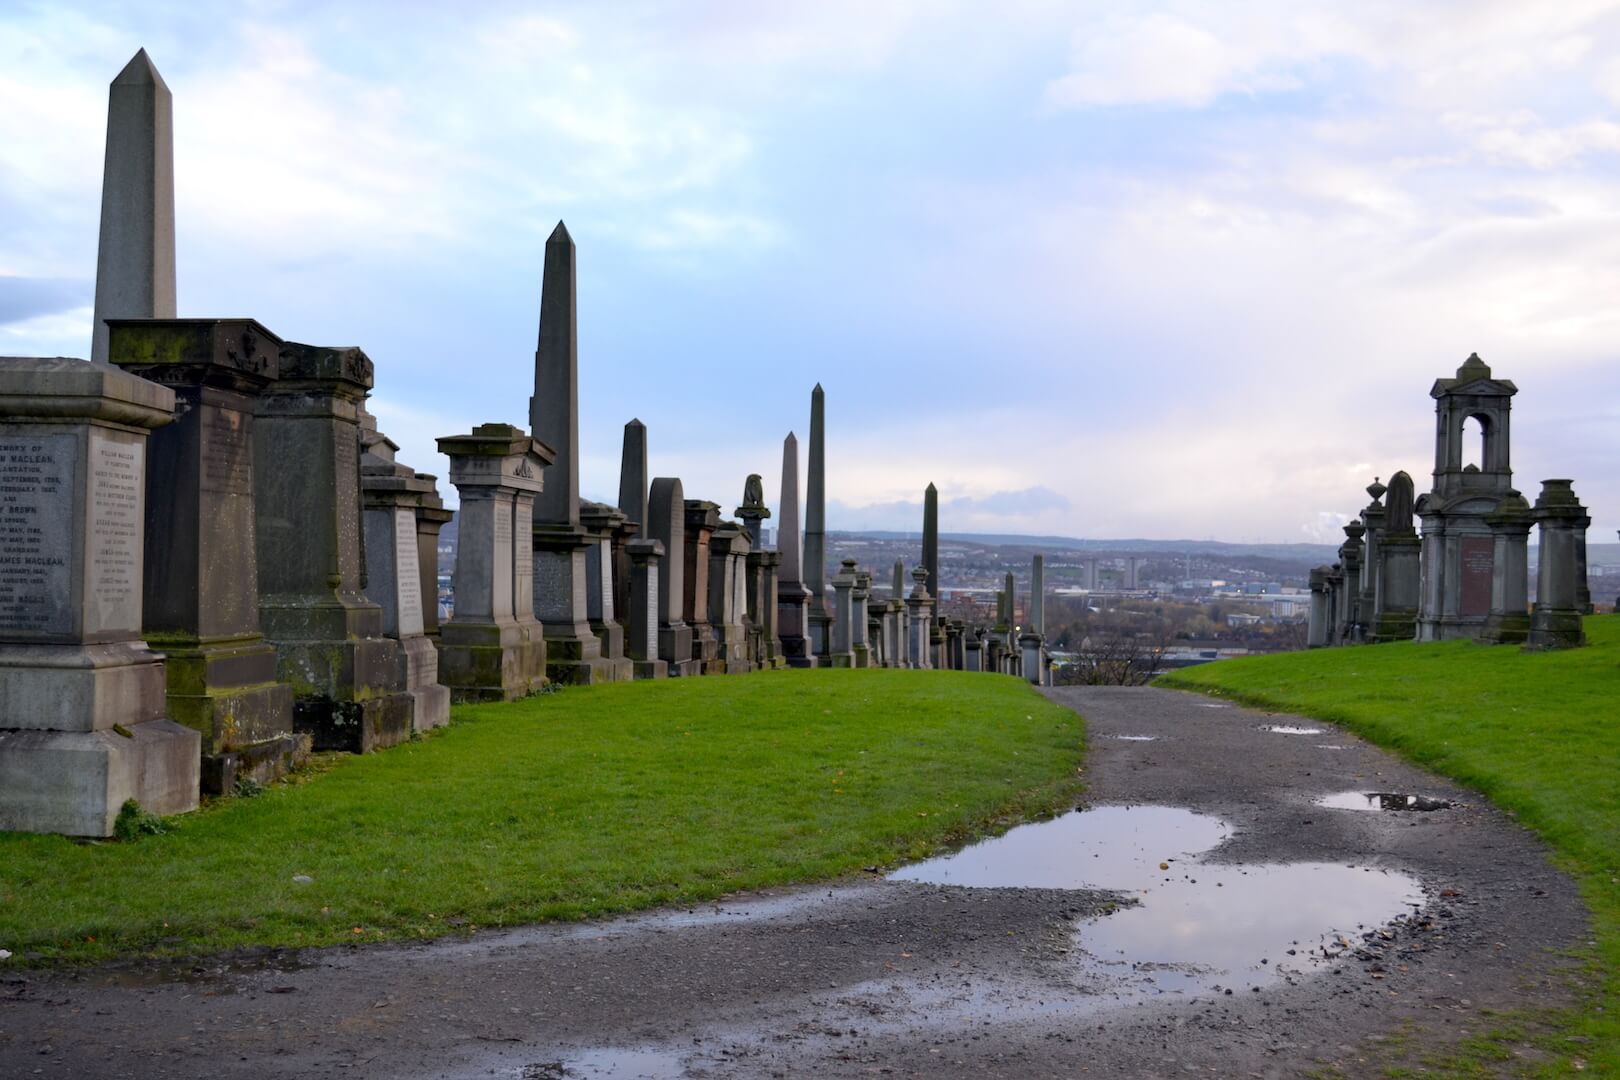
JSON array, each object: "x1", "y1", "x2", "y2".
[{"x1": 833, "y1": 531, "x2": 1342, "y2": 563}]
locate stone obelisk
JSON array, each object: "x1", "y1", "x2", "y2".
[
  {"x1": 528, "y1": 221, "x2": 629, "y2": 683},
  {"x1": 803, "y1": 384, "x2": 831, "y2": 660},
  {"x1": 776, "y1": 432, "x2": 815, "y2": 666},
  {"x1": 618, "y1": 419, "x2": 649, "y2": 535},
  {"x1": 922, "y1": 482, "x2": 939, "y2": 615},
  {"x1": 91, "y1": 49, "x2": 176, "y2": 365}
]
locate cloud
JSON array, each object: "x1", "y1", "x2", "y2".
[{"x1": 0, "y1": 276, "x2": 90, "y2": 325}]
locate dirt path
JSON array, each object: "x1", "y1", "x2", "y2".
[{"x1": 0, "y1": 686, "x2": 1589, "y2": 1078}]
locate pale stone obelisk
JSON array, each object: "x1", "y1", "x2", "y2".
[
  {"x1": 1030, "y1": 554, "x2": 1046, "y2": 636},
  {"x1": 777, "y1": 431, "x2": 816, "y2": 666},
  {"x1": 803, "y1": 384, "x2": 831, "y2": 659},
  {"x1": 91, "y1": 49, "x2": 176, "y2": 365}
]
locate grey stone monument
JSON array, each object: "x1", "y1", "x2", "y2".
[
  {"x1": 91, "y1": 50, "x2": 176, "y2": 366},
  {"x1": 828, "y1": 558, "x2": 858, "y2": 668},
  {"x1": 906, "y1": 567, "x2": 932, "y2": 669},
  {"x1": 614, "y1": 419, "x2": 650, "y2": 660},
  {"x1": 804, "y1": 385, "x2": 831, "y2": 662},
  {"x1": 0, "y1": 358, "x2": 199, "y2": 835},
  {"x1": 528, "y1": 222, "x2": 630, "y2": 684},
  {"x1": 107, "y1": 318, "x2": 301, "y2": 793},
  {"x1": 1371, "y1": 471, "x2": 1422, "y2": 643},
  {"x1": 775, "y1": 432, "x2": 816, "y2": 667},
  {"x1": 255, "y1": 343, "x2": 414, "y2": 751},
  {"x1": 1307, "y1": 566, "x2": 1331, "y2": 647},
  {"x1": 851, "y1": 569, "x2": 872, "y2": 669},
  {"x1": 708, "y1": 520, "x2": 754, "y2": 674},
  {"x1": 922, "y1": 482, "x2": 939, "y2": 616},
  {"x1": 1358, "y1": 479, "x2": 1386, "y2": 632},
  {"x1": 964, "y1": 626, "x2": 983, "y2": 671},
  {"x1": 624, "y1": 537, "x2": 667, "y2": 678},
  {"x1": 1417, "y1": 354, "x2": 1519, "y2": 642},
  {"x1": 1479, "y1": 489, "x2": 1532, "y2": 645},
  {"x1": 359, "y1": 410, "x2": 450, "y2": 733},
  {"x1": 737, "y1": 475, "x2": 783, "y2": 669},
  {"x1": 1337, "y1": 521, "x2": 1366, "y2": 643},
  {"x1": 647, "y1": 478, "x2": 699, "y2": 677},
  {"x1": 414, "y1": 476, "x2": 453, "y2": 646},
  {"x1": 580, "y1": 499, "x2": 630, "y2": 665},
  {"x1": 683, "y1": 499, "x2": 723, "y2": 672},
  {"x1": 436, "y1": 424, "x2": 553, "y2": 701},
  {"x1": 1526, "y1": 480, "x2": 1588, "y2": 650}
]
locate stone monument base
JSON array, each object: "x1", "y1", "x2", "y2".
[
  {"x1": 658, "y1": 624, "x2": 700, "y2": 677},
  {"x1": 852, "y1": 644, "x2": 871, "y2": 669},
  {"x1": 1478, "y1": 612, "x2": 1529, "y2": 645},
  {"x1": 544, "y1": 627, "x2": 634, "y2": 685},
  {"x1": 632, "y1": 658, "x2": 668, "y2": 679},
  {"x1": 0, "y1": 720, "x2": 200, "y2": 836},
  {"x1": 778, "y1": 634, "x2": 819, "y2": 668},
  {"x1": 400, "y1": 635, "x2": 451, "y2": 732},
  {"x1": 1526, "y1": 609, "x2": 1584, "y2": 650},
  {"x1": 202, "y1": 732, "x2": 311, "y2": 796},
  {"x1": 151, "y1": 635, "x2": 301, "y2": 794},
  {"x1": 439, "y1": 622, "x2": 548, "y2": 703}
]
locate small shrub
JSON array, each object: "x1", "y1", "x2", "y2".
[{"x1": 112, "y1": 799, "x2": 171, "y2": 842}]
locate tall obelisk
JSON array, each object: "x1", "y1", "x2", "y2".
[
  {"x1": 91, "y1": 49, "x2": 176, "y2": 364},
  {"x1": 922, "y1": 482, "x2": 939, "y2": 615},
  {"x1": 776, "y1": 431, "x2": 815, "y2": 666},
  {"x1": 803, "y1": 384, "x2": 831, "y2": 658}
]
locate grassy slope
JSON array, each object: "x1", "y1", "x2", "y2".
[
  {"x1": 0, "y1": 669, "x2": 1082, "y2": 963},
  {"x1": 1159, "y1": 615, "x2": 1620, "y2": 1076}
]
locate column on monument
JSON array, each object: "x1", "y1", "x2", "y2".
[
  {"x1": 436, "y1": 424, "x2": 552, "y2": 702},
  {"x1": 108, "y1": 318, "x2": 302, "y2": 795},
  {"x1": 1479, "y1": 491, "x2": 1532, "y2": 645},
  {"x1": 851, "y1": 569, "x2": 872, "y2": 669},
  {"x1": 1339, "y1": 522, "x2": 1366, "y2": 644},
  {"x1": 615, "y1": 420, "x2": 650, "y2": 647},
  {"x1": 254, "y1": 343, "x2": 414, "y2": 752},
  {"x1": 683, "y1": 500, "x2": 722, "y2": 672},
  {"x1": 414, "y1": 478, "x2": 453, "y2": 646},
  {"x1": 359, "y1": 411, "x2": 449, "y2": 734},
  {"x1": 829, "y1": 559, "x2": 858, "y2": 668},
  {"x1": 580, "y1": 501, "x2": 630, "y2": 668},
  {"x1": 965, "y1": 629, "x2": 984, "y2": 672},
  {"x1": 1575, "y1": 511, "x2": 1593, "y2": 615},
  {"x1": 625, "y1": 538, "x2": 667, "y2": 679},
  {"x1": 758, "y1": 549, "x2": 784, "y2": 669},
  {"x1": 1307, "y1": 567, "x2": 1330, "y2": 647},
  {"x1": 1030, "y1": 555, "x2": 1046, "y2": 639},
  {"x1": 708, "y1": 521, "x2": 754, "y2": 674},
  {"x1": 647, "y1": 479, "x2": 698, "y2": 676},
  {"x1": 1359, "y1": 479, "x2": 1386, "y2": 628},
  {"x1": 906, "y1": 568, "x2": 933, "y2": 669},
  {"x1": 0, "y1": 358, "x2": 199, "y2": 836},
  {"x1": 1527, "y1": 481, "x2": 1587, "y2": 649},
  {"x1": 922, "y1": 482, "x2": 939, "y2": 621},
  {"x1": 1020, "y1": 628, "x2": 1042, "y2": 685}
]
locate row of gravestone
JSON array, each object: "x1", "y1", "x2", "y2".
[
  {"x1": 0, "y1": 50, "x2": 1056, "y2": 837},
  {"x1": 1306, "y1": 353, "x2": 1594, "y2": 652}
]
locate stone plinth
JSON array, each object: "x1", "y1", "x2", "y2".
[
  {"x1": 0, "y1": 357, "x2": 199, "y2": 835},
  {"x1": 108, "y1": 318, "x2": 302, "y2": 793},
  {"x1": 437, "y1": 424, "x2": 553, "y2": 702},
  {"x1": 415, "y1": 490, "x2": 453, "y2": 645},
  {"x1": 707, "y1": 522, "x2": 754, "y2": 674},
  {"x1": 905, "y1": 568, "x2": 932, "y2": 669},
  {"x1": 1371, "y1": 537, "x2": 1422, "y2": 643},
  {"x1": 964, "y1": 631, "x2": 983, "y2": 672},
  {"x1": 1337, "y1": 522, "x2": 1366, "y2": 644},
  {"x1": 254, "y1": 343, "x2": 416, "y2": 752},
  {"x1": 1020, "y1": 631, "x2": 1043, "y2": 685},
  {"x1": 1526, "y1": 480, "x2": 1587, "y2": 650},
  {"x1": 828, "y1": 559, "x2": 857, "y2": 668},
  {"x1": 360, "y1": 416, "x2": 450, "y2": 733},
  {"x1": 851, "y1": 568, "x2": 872, "y2": 669},
  {"x1": 775, "y1": 432, "x2": 815, "y2": 667},
  {"x1": 1307, "y1": 566, "x2": 1331, "y2": 647},
  {"x1": 580, "y1": 500, "x2": 632, "y2": 670}
]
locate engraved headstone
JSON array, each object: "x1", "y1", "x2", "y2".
[{"x1": 0, "y1": 357, "x2": 199, "y2": 835}]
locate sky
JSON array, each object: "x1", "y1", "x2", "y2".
[{"x1": 2, "y1": 0, "x2": 1618, "y2": 544}]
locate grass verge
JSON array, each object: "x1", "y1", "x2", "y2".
[
  {"x1": 0, "y1": 669, "x2": 1082, "y2": 964},
  {"x1": 1158, "y1": 615, "x2": 1620, "y2": 1077}
]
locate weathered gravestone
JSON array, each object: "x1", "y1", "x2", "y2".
[
  {"x1": 616, "y1": 419, "x2": 665, "y2": 679},
  {"x1": 708, "y1": 520, "x2": 754, "y2": 674},
  {"x1": 736, "y1": 476, "x2": 784, "y2": 670},
  {"x1": 359, "y1": 409, "x2": 450, "y2": 732},
  {"x1": 1372, "y1": 470, "x2": 1423, "y2": 643},
  {"x1": 683, "y1": 500, "x2": 723, "y2": 672},
  {"x1": 0, "y1": 358, "x2": 199, "y2": 835},
  {"x1": 436, "y1": 424, "x2": 553, "y2": 701},
  {"x1": 107, "y1": 318, "x2": 302, "y2": 792},
  {"x1": 254, "y1": 343, "x2": 414, "y2": 751}
]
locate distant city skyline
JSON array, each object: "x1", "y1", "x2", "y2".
[{"x1": 3, "y1": 2, "x2": 1617, "y2": 542}]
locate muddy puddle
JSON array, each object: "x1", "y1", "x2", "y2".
[
  {"x1": 1318, "y1": 791, "x2": 1453, "y2": 812},
  {"x1": 515, "y1": 1047, "x2": 684, "y2": 1079},
  {"x1": 1109, "y1": 734, "x2": 1159, "y2": 742},
  {"x1": 890, "y1": 805, "x2": 1423, "y2": 998},
  {"x1": 1260, "y1": 724, "x2": 1325, "y2": 735}
]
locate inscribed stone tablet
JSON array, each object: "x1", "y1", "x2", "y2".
[
  {"x1": 1459, "y1": 536, "x2": 1494, "y2": 617},
  {"x1": 201, "y1": 406, "x2": 253, "y2": 494},
  {"x1": 0, "y1": 433, "x2": 75, "y2": 636},
  {"x1": 87, "y1": 428, "x2": 144, "y2": 635},
  {"x1": 492, "y1": 498, "x2": 514, "y2": 620},
  {"x1": 394, "y1": 508, "x2": 424, "y2": 637}
]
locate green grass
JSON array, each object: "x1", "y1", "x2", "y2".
[
  {"x1": 1159, "y1": 615, "x2": 1620, "y2": 1077},
  {"x1": 0, "y1": 669, "x2": 1082, "y2": 964}
]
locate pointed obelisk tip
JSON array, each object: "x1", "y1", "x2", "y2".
[
  {"x1": 626, "y1": 417, "x2": 643, "y2": 429},
  {"x1": 812, "y1": 383, "x2": 823, "y2": 395},
  {"x1": 114, "y1": 47, "x2": 168, "y2": 89},
  {"x1": 548, "y1": 220, "x2": 572, "y2": 245},
  {"x1": 925, "y1": 482, "x2": 937, "y2": 494}
]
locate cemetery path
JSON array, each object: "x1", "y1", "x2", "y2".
[{"x1": 0, "y1": 686, "x2": 1588, "y2": 1079}]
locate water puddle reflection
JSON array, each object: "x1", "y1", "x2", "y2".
[
  {"x1": 1110, "y1": 734, "x2": 1158, "y2": 742},
  {"x1": 890, "y1": 805, "x2": 1423, "y2": 999},
  {"x1": 1318, "y1": 791, "x2": 1452, "y2": 812},
  {"x1": 1261, "y1": 724, "x2": 1325, "y2": 735},
  {"x1": 517, "y1": 1047, "x2": 685, "y2": 1079}
]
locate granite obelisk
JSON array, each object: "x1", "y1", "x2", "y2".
[
  {"x1": 922, "y1": 482, "x2": 939, "y2": 614},
  {"x1": 618, "y1": 419, "x2": 649, "y2": 535},
  {"x1": 776, "y1": 431, "x2": 816, "y2": 666},
  {"x1": 804, "y1": 385, "x2": 831, "y2": 660},
  {"x1": 91, "y1": 49, "x2": 176, "y2": 365}
]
